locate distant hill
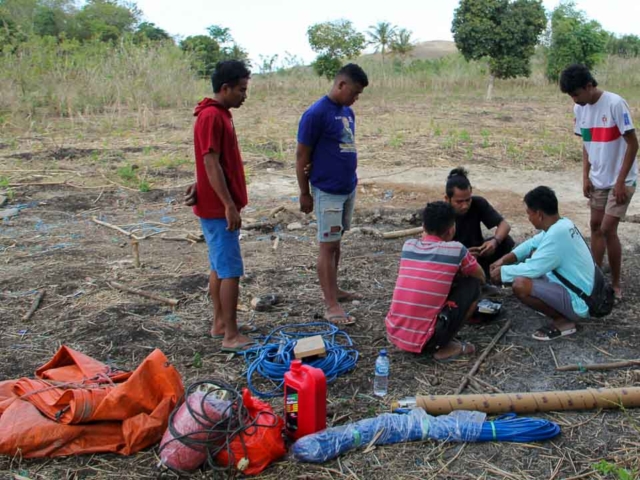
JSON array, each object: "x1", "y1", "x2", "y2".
[{"x1": 362, "y1": 40, "x2": 457, "y2": 61}]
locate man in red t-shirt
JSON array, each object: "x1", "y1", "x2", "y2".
[{"x1": 190, "y1": 60, "x2": 253, "y2": 353}]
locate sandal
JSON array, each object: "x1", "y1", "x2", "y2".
[
  {"x1": 324, "y1": 313, "x2": 356, "y2": 326},
  {"x1": 211, "y1": 322, "x2": 257, "y2": 339},
  {"x1": 434, "y1": 341, "x2": 476, "y2": 363},
  {"x1": 532, "y1": 326, "x2": 577, "y2": 341}
]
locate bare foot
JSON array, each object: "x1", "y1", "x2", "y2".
[
  {"x1": 221, "y1": 333, "x2": 254, "y2": 350},
  {"x1": 613, "y1": 286, "x2": 622, "y2": 301},
  {"x1": 324, "y1": 304, "x2": 356, "y2": 325},
  {"x1": 433, "y1": 340, "x2": 476, "y2": 361},
  {"x1": 337, "y1": 290, "x2": 362, "y2": 302}
]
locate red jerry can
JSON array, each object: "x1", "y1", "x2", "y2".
[{"x1": 283, "y1": 360, "x2": 327, "y2": 440}]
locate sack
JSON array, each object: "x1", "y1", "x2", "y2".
[
  {"x1": 216, "y1": 389, "x2": 286, "y2": 476},
  {"x1": 584, "y1": 266, "x2": 615, "y2": 318},
  {"x1": 553, "y1": 265, "x2": 614, "y2": 318}
]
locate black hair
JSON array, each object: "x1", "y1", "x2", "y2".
[
  {"x1": 524, "y1": 186, "x2": 559, "y2": 216},
  {"x1": 336, "y1": 63, "x2": 369, "y2": 87},
  {"x1": 422, "y1": 201, "x2": 456, "y2": 236},
  {"x1": 559, "y1": 64, "x2": 598, "y2": 94},
  {"x1": 445, "y1": 167, "x2": 471, "y2": 198},
  {"x1": 211, "y1": 60, "x2": 251, "y2": 93}
]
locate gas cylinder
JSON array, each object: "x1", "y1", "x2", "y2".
[{"x1": 283, "y1": 360, "x2": 327, "y2": 440}]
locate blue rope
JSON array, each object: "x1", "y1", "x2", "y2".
[
  {"x1": 476, "y1": 413, "x2": 560, "y2": 442},
  {"x1": 240, "y1": 322, "x2": 359, "y2": 398}
]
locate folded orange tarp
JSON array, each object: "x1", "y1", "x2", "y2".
[{"x1": 0, "y1": 346, "x2": 184, "y2": 458}]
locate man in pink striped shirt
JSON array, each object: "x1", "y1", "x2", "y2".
[{"x1": 385, "y1": 201, "x2": 486, "y2": 361}]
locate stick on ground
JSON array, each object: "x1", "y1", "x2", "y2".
[
  {"x1": 109, "y1": 282, "x2": 179, "y2": 307},
  {"x1": 455, "y1": 319, "x2": 512, "y2": 395},
  {"x1": 22, "y1": 290, "x2": 45, "y2": 321},
  {"x1": 92, "y1": 216, "x2": 143, "y2": 240},
  {"x1": 382, "y1": 226, "x2": 423, "y2": 240},
  {"x1": 556, "y1": 359, "x2": 640, "y2": 372}
]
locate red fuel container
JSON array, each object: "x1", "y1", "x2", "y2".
[{"x1": 284, "y1": 360, "x2": 327, "y2": 440}]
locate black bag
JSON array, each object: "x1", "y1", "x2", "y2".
[
  {"x1": 553, "y1": 266, "x2": 615, "y2": 318},
  {"x1": 552, "y1": 226, "x2": 615, "y2": 318}
]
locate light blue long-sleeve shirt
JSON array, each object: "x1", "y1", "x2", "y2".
[{"x1": 501, "y1": 217, "x2": 594, "y2": 318}]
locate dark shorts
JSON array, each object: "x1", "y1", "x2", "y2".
[
  {"x1": 477, "y1": 235, "x2": 516, "y2": 277},
  {"x1": 200, "y1": 218, "x2": 244, "y2": 279},
  {"x1": 530, "y1": 277, "x2": 579, "y2": 322},
  {"x1": 423, "y1": 276, "x2": 482, "y2": 353}
]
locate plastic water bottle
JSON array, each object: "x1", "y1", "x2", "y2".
[{"x1": 373, "y1": 349, "x2": 389, "y2": 397}]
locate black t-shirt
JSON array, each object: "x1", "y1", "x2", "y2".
[{"x1": 453, "y1": 196, "x2": 504, "y2": 248}]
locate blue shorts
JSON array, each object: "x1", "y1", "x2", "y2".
[
  {"x1": 200, "y1": 218, "x2": 244, "y2": 279},
  {"x1": 311, "y1": 186, "x2": 356, "y2": 243}
]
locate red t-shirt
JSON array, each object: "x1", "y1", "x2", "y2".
[{"x1": 192, "y1": 98, "x2": 248, "y2": 219}]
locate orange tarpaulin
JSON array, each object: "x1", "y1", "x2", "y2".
[{"x1": 0, "y1": 346, "x2": 184, "y2": 458}]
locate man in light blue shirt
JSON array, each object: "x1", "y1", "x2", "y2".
[{"x1": 490, "y1": 186, "x2": 595, "y2": 341}]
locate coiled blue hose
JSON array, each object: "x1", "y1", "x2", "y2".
[
  {"x1": 240, "y1": 322, "x2": 359, "y2": 398},
  {"x1": 476, "y1": 413, "x2": 561, "y2": 442}
]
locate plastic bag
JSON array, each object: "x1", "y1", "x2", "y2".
[
  {"x1": 159, "y1": 391, "x2": 232, "y2": 471},
  {"x1": 291, "y1": 408, "x2": 486, "y2": 463},
  {"x1": 216, "y1": 389, "x2": 286, "y2": 475}
]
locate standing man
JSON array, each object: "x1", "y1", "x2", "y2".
[
  {"x1": 560, "y1": 64, "x2": 638, "y2": 300},
  {"x1": 296, "y1": 64, "x2": 369, "y2": 325},
  {"x1": 444, "y1": 167, "x2": 515, "y2": 277},
  {"x1": 192, "y1": 60, "x2": 253, "y2": 353}
]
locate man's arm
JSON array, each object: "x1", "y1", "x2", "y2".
[
  {"x1": 296, "y1": 143, "x2": 314, "y2": 214},
  {"x1": 467, "y1": 263, "x2": 486, "y2": 285},
  {"x1": 613, "y1": 130, "x2": 639, "y2": 204},
  {"x1": 203, "y1": 151, "x2": 241, "y2": 231},
  {"x1": 582, "y1": 145, "x2": 593, "y2": 199}
]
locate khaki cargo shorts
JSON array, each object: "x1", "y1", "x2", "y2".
[{"x1": 590, "y1": 186, "x2": 635, "y2": 218}]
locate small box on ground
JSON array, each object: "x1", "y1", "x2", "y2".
[{"x1": 294, "y1": 335, "x2": 326, "y2": 359}]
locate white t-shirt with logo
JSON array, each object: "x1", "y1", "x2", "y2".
[{"x1": 573, "y1": 91, "x2": 637, "y2": 189}]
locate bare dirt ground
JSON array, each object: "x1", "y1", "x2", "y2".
[{"x1": 1, "y1": 89, "x2": 640, "y2": 479}]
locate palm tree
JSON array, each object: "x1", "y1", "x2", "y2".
[
  {"x1": 367, "y1": 21, "x2": 397, "y2": 64},
  {"x1": 390, "y1": 28, "x2": 415, "y2": 61}
]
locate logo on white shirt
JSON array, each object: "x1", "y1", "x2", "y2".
[
  {"x1": 602, "y1": 115, "x2": 608, "y2": 125},
  {"x1": 624, "y1": 113, "x2": 631, "y2": 126}
]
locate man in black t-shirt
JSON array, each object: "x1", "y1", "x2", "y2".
[{"x1": 444, "y1": 168, "x2": 515, "y2": 276}]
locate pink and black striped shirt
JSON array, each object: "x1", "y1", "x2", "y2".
[{"x1": 385, "y1": 235, "x2": 479, "y2": 353}]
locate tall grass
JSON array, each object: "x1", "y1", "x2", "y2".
[{"x1": 0, "y1": 37, "x2": 200, "y2": 123}]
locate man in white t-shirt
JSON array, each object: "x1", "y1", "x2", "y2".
[{"x1": 560, "y1": 64, "x2": 639, "y2": 300}]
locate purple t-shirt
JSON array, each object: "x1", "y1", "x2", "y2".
[{"x1": 297, "y1": 96, "x2": 357, "y2": 195}]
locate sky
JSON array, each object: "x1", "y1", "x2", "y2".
[{"x1": 134, "y1": 0, "x2": 640, "y2": 66}]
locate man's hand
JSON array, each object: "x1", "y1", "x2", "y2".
[
  {"x1": 300, "y1": 192, "x2": 313, "y2": 214},
  {"x1": 490, "y1": 265, "x2": 502, "y2": 285},
  {"x1": 184, "y1": 183, "x2": 197, "y2": 206},
  {"x1": 490, "y1": 258, "x2": 504, "y2": 273},
  {"x1": 468, "y1": 246, "x2": 481, "y2": 258},
  {"x1": 583, "y1": 178, "x2": 594, "y2": 199},
  {"x1": 478, "y1": 238, "x2": 498, "y2": 258},
  {"x1": 613, "y1": 179, "x2": 628, "y2": 205},
  {"x1": 225, "y1": 205, "x2": 241, "y2": 231}
]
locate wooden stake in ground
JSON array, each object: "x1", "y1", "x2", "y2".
[
  {"x1": 22, "y1": 290, "x2": 45, "y2": 321},
  {"x1": 455, "y1": 319, "x2": 512, "y2": 395},
  {"x1": 382, "y1": 226, "x2": 423, "y2": 240},
  {"x1": 109, "y1": 281, "x2": 179, "y2": 307},
  {"x1": 132, "y1": 239, "x2": 141, "y2": 268},
  {"x1": 556, "y1": 359, "x2": 640, "y2": 372}
]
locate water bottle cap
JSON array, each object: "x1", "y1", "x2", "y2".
[{"x1": 379, "y1": 349, "x2": 387, "y2": 356}]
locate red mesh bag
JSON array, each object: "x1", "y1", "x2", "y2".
[
  {"x1": 159, "y1": 390, "x2": 231, "y2": 471},
  {"x1": 216, "y1": 389, "x2": 286, "y2": 476}
]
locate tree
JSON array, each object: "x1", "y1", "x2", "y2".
[
  {"x1": 390, "y1": 28, "x2": 415, "y2": 61},
  {"x1": 606, "y1": 33, "x2": 640, "y2": 58},
  {"x1": 367, "y1": 21, "x2": 396, "y2": 64},
  {"x1": 307, "y1": 20, "x2": 366, "y2": 79},
  {"x1": 75, "y1": 0, "x2": 139, "y2": 42},
  {"x1": 180, "y1": 25, "x2": 248, "y2": 77},
  {"x1": 451, "y1": 0, "x2": 546, "y2": 100},
  {"x1": 545, "y1": 1, "x2": 607, "y2": 82},
  {"x1": 134, "y1": 21, "x2": 171, "y2": 43}
]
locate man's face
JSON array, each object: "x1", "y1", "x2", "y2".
[
  {"x1": 568, "y1": 85, "x2": 593, "y2": 106},
  {"x1": 526, "y1": 207, "x2": 542, "y2": 229},
  {"x1": 448, "y1": 187, "x2": 472, "y2": 216},
  {"x1": 337, "y1": 80, "x2": 364, "y2": 107},
  {"x1": 222, "y1": 78, "x2": 249, "y2": 108}
]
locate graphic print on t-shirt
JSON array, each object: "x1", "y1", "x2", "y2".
[{"x1": 339, "y1": 116, "x2": 356, "y2": 153}]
